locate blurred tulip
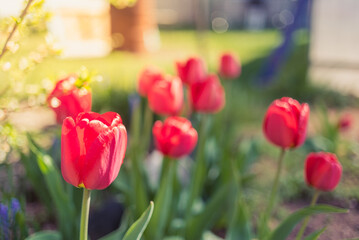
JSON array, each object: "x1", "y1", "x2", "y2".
[
  {"x1": 137, "y1": 67, "x2": 165, "y2": 97},
  {"x1": 338, "y1": 113, "x2": 352, "y2": 132},
  {"x1": 148, "y1": 76, "x2": 184, "y2": 116},
  {"x1": 263, "y1": 97, "x2": 309, "y2": 149},
  {"x1": 219, "y1": 52, "x2": 241, "y2": 79},
  {"x1": 61, "y1": 112, "x2": 127, "y2": 190},
  {"x1": 305, "y1": 152, "x2": 342, "y2": 191},
  {"x1": 153, "y1": 116, "x2": 198, "y2": 158},
  {"x1": 47, "y1": 75, "x2": 92, "y2": 124},
  {"x1": 176, "y1": 57, "x2": 207, "y2": 85},
  {"x1": 189, "y1": 74, "x2": 225, "y2": 113}
]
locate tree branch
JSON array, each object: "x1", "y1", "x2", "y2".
[{"x1": 0, "y1": 0, "x2": 35, "y2": 60}]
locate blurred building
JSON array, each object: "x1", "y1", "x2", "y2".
[
  {"x1": 309, "y1": 0, "x2": 359, "y2": 96},
  {"x1": 0, "y1": 0, "x2": 297, "y2": 57},
  {"x1": 156, "y1": 0, "x2": 295, "y2": 31}
]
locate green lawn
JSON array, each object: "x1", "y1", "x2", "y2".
[{"x1": 22, "y1": 30, "x2": 280, "y2": 91}]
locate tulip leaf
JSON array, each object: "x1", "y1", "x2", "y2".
[
  {"x1": 27, "y1": 134, "x2": 77, "y2": 240},
  {"x1": 225, "y1": 198, "x2": 252, "y2": 240},
  {"x1": 203, "y1": 231, "x2": 225, "y2": 240},
  {"x1": 185, "y1": 184, "x2": 231, "y2": 240},
  {"x1": 146, "y1": 158, "x2": 176, "y2": 240},
  {"x1": 25, "y1": 231, "x2": 61, "y2": 240},
  {"x1": 303, "y1": 227, "x2": 327, "y2": 240},
  {"x1": 122, "y1": 201, "x2": 154, "y2": 240},
  {"x1": 163, "y1": 237, "x2": 185, "y2": 240},
  {"x1": 267, "y1": 205, "x2": 347, "y2": 240}
]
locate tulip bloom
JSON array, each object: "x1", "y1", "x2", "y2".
[
  {"x1": 305, "y1": 152, "x2": 342, "y2": 191},
  {"x1": 189, "y1": 74, "x2": 225, "y2": 113},
  {"x1": 219, "y1": 52, "x2": 241, "y2": 79},
  {"x1": 263, "y1": 97, "x2": 309, "y2": 149},
  {"x1": 47, "y1": 75, "x2": 92, "y2": 124},
  {"x1": 137, "y1": 67, "x2": 165, "y2": 97},
  {"x1": 176, "y1": 57, "x2": 207, "y2": 85},
  {"x1": 148, "y1": 76, "x2": 184, "y2": 116},
  {"x1": 152, "y1": 116, "x2": 198, "y2": 158},
  {"x1": 61, "y1": 112, "x2": 127, "y2": 190}
]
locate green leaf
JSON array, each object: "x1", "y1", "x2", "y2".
[
  {"x1": 27, "y1": 134, "x2": 77, "y2": 240},
  {"x1": 146, "y1": 159, "x2": 176, "y2": 240},
  {"x1": 25, "y1": 231, "x2": 61, "y2": 240},
  {"x1": 267, "y1": 205, "x2": 347, "y2": 240},
  {"x1": 186, "y1": 185, "x2": 231, "y2": 240},
  {"x1": 225, "y1": 198, "x2": 252, "y2": 240},
  {"x1": 203, "y1": 231, "x2": 225, "y2": 240},
  {"x1": 304, "y1": 227, "x2": 327, "y2": 240},
  {"x1": 123, "y1": 201, "x2": 154, "y2": 240},
  {"x1": 163, "y1": 237, "x2": 185, "y2": 240}
]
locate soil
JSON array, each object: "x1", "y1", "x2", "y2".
[{"x1": 285, "y1": 197, "x2": 359, "y2": 240}]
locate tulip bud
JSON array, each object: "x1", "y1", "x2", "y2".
[
  {"x1": 47, "y1": 75, "x2": 92, "y2": 124},
  {"x1": 219, "y1": 52, "x2": 241, "y2": 79},
  {"x1": 152, "y1": 116, "x2": 198, "y2": 158},
  {"x1": 137, "y1": 67, "x2": 165, "y2": 97},
  {"x1": 263, "y1": 97, "x2": 309, "y2": 149},
  {"x1": 148, "y1": 76, "x2": 184, "y2": 116},
  {"x1": 176, "y1": 57, "x2": 207, "y2": 85},
  {"x1": 305, "y1": 152, "x2": 342, "y2": 191},
  {"x1": 189, "y1": 74, "x2": 225, "y2": 113},
  {"x1": 61, "y1": 112, "x2": 127, "y2": 190}
]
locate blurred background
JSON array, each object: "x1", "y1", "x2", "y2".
[{"x1": 1, "y1": 0, "x2": 359, "y2": 239}]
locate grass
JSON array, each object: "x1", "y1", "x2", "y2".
[{"x1": 20, "y1": 30, "x2": 280, "y2": 88}]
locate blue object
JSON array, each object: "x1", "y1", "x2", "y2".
[{"x1": 257, "y1": 0, "x2": 312, "y2": 85}]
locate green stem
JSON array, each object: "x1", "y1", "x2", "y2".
[
  {"x1": 142, "y1": 101, "x2": 153, "y2": 153},
  {"x1": 79, "y1": 188, "x2": 91, "y2": 240},
  {"x1": 295, "y1": 190, "x2": 320, "y2": 240},
  {"x1": 146, "y1": 157, "x2": 176, "y2": 240},
  {"x1": 185, "y1": 114, "x2": 208, "y2": 216},
  {"x1": 259, "y1": 148, "x2": 286, "y2": 238}
]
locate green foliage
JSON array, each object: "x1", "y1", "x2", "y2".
[
  {"x1": 303, "y1": 227, "x2": 327, "y2": 240},
  {"x1": 100, "y1": 202, "x2": 154, "y2": 240},
  {"x1": 24, "y1": 135, "x2": 78, "y2": 239},
  {"x1": 146, "y1": 159, "x2": 177, "y2": 240},
  {"x1": 267, "y1": 205, "x2": 347, "y2": 240},
  {"x1": 25, "y1": 231, "x2": 61, "y2": 240},
  {"x1": 123, "y1": 201, "x2": 154, "y2": 240}
]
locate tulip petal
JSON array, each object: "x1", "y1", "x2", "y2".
[
  {"x1": 61, "y1": 117, "x2": 81, "y2": 187},
  {"x1": 83, "y1": 125, "x2": 127, "y2": 190},
  {"x1": 263, "y1": 104, "x2": 298, "y2": 148},
  {"x1": 295, "y1": 103, "x2": 310, "y2": 146}
]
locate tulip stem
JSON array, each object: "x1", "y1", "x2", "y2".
[
  {"x1": 185, "y1": 114, "x2": 208, "y2": 217},
  {"x1": 295, "y1": 190, "x2": 320, "y2": 240},
  {"x1": 259, "y1": 148, "x2": 286, "y2": 238},
  {"x1": 79, "y1": 188, "x2": 91, "y2": 240}
]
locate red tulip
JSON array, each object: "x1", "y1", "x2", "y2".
[
  {"x1": 338, "y1": 114, "x2": 352, "y2": 132},
  {"x1": 137, "y1": 67, "x2": 165, "y2": 97},
  {"x1": 148, "y1": 76, "x2": 184, "y2": 116},
  {"x1": 176, "y1": 57, "x2": 207, "y2": 85},
  {"x1": 61, "y1": 112, "x2": 127, "y2": 190},
  {"x1": 47, "y1": 75, "x2": 92, "y2": 124},
  {"x1": 152, "y1": 116, "x2": 198, "y2": 158},
  {"x1": 189, "y1": 74, "x2": 225, "y2": 113},
  {"x1": 263, "y1": 97, "x2": 309, "y2": 149},
  {"x1": 219, "y1": 52, "x2": 241, "y2": 79},
  {"x1": 305, "y1": 152, "x2": 342, "y2": 191}
]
